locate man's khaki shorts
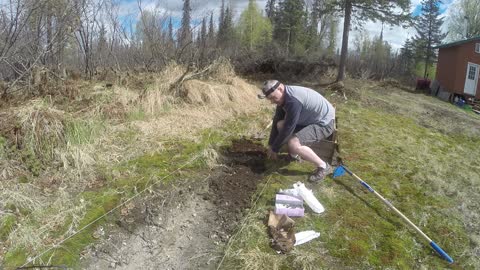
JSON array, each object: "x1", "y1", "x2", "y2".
[{"x1": 294, "y1": 119, "x2": 335, "y2": 145}]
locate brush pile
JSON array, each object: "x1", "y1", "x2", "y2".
[{"x1": 17, "y1": 103, "x2": 66, "y2": 163}]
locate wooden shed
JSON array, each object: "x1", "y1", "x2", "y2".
[{"x1": 434, "y1": 36, "x2": 480, "y2": 100}]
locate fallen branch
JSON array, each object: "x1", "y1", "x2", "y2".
[{"x1": 168, "y1": 64, "x2": 212, "y2": 96}]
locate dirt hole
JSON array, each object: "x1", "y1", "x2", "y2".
[{"x1": 207, "y1": 138, "x2": 267, "y2": 234}]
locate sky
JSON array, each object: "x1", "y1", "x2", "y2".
[{"x1": 118, "y1": 0, "x2": 457, "y2": 51}]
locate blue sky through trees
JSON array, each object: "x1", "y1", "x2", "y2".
[{"x1": 118, "y1": 0, "x2": 455, "y2": 50}]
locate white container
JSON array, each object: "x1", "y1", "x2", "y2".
[
  {"x1": 295, "y1": 230, "x2": 320, "y2": 246},
  {"x1": 293, "y1": 182, "x2": 325, "y2": 213}
]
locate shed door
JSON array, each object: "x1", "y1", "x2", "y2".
[{"x1": 464, "y1": 62, "x2": 479, "y2": 96}]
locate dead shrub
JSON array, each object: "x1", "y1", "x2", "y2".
[
  {"x1": 205, "y1": 57, "x2": 236, "y2": 84},
  {"x1": 60, "y1": 80, "x2": 81, "y2": 100},
  {"x1": 100, "y1": 101, "x2": 127, "y2": 120},
  {"x1": 0, "y1": 111, "x2": 21, "y2": 147},
  {"x1": 378, "y1": 79, "x2": 413, "y2": 92},
  {"x1": 326, "y1": 81, "x2": 361, "y2": 101},
  {"x1": 0, "y1": 159, "x2": 28, "y2": 181},
  {"x1": 17, "y1": 102, "x2": 66, "y2": 163}
]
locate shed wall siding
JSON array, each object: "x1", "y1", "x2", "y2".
[
  {"x1": 436, "y1": 47, "x2": 458, "y2": 92},
  {"x1": 436, "y1": 40, "x2": 480, "y2": 99}
]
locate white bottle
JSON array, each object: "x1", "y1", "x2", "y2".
[{"x1": 293, "y1": 182, "x2": 325, "y2": 214}]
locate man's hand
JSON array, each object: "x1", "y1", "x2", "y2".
[{"x1": 267, "y1": 148, "x2": 278, "y2": 160}]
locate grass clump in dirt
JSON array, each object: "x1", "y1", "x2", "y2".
[
  {"x1": 17, "y1": 102, "x2": 66, "y2": 164},
  {"x1": 65, "y1": 118, "x2": 105, "y2": 146},
  {"x1": 41, "y1": 191, "x2": 120, "y2": 266},
  {"x1": 0, "y1": 215, "x2": 16, "y2": 241}
]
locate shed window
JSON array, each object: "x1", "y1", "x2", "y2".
[
  {"x1": 476, "y1": 43, "x2": 480, "y2": 53},
  {"x1": 468, "y1": 66, "x2": 476, "y2": 80}
]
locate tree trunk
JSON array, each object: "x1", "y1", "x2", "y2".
[
  {"x1": 46, "y1": 13, "x2": 53, "y2": 67},
  {"x1": 336, "y1": 0, "x2": 352, "y2": 82},
  {"x1": 424, "y1": 42, "x2": 431, "y2": 78},
  {"x1": 423, "y1": 57, "x2": 428, "y2": 79}
]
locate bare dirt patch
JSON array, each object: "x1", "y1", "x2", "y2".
[{"x1": 83, "y1": 138, "x2": 268, "y2": 269}]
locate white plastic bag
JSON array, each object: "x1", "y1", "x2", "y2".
[
  {"x1": 294, "y1": 230, "x2": 320, "y2": 246},
  {"x1": 293, "y1": 182, "x2": 325, "y2": 213}
]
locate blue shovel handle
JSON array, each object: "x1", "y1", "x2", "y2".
[{"x1": 430, "y1": 241, "x2": 454, "y2": 263}]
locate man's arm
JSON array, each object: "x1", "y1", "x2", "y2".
[
  {"x1": 270, "y1": 98, "x2": 302, "y2": 153},
  {"x1": 268, "y1": 106, "x2": 285, "y2": 146}
]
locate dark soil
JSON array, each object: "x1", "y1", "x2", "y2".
[{"x1": 208, "y1": 138, "x2": 267, "y2": 234}]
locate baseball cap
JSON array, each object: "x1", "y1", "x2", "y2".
[{"x1": 258, "y1": 80, "x2": 281, "y2": 99}]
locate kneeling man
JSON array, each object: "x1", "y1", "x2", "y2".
[{"x1": 258, "y1": 80, "x2": 335, "y2": 182}]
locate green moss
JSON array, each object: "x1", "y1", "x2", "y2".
[
  {"x1": 3, "y1": 248, "x2": 28, "y2": 269},
  {"x1": 18, "y1": 175, "x2": 29, "y2": 183},
  {"x1": 42, "y1": 191, "x2": 120, "y2": 266},
  {"x1": 109, "y1": 127, "x2": 236, "y2": 192},
  {"x1": 0, "y1": 135, "x2": 6, "y2": 158},
  {"x1": 19, "y1": 149, "x2": 42, "y2": 176}
]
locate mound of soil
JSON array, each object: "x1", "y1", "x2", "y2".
[{"x1": 209, "y1": 138, "x2": 267, "y2": 234}]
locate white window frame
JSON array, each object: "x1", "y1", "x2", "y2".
[{"x1": 476, "y1": 43, "x2": 480, "y2": 54}]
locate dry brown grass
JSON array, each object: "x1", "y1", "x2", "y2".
[
  {"x1": 6, "y1": 188, "x2": 87, "y2": 253},
  {"x1": 130, "y1": 60, "x2": 262, "y2": 140},
  {"x1": 205, "y1": 57, "x2": 236, "y2": 84},
  {"x1": 16, "y1": 100, "x2": 66, "y2": 162}
]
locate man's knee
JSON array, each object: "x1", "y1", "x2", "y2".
[
  {"x1": 287, "y1": 136, "x2": 301, "y2": 152},
  {"x1": 277, "y1": 120, "x2": 285, "y2": 131}
]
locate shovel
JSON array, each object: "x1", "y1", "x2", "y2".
[{"x1": 333, "y1": 165, "x2": 454, "y2": 264}]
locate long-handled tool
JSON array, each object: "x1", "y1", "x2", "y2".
[{"x1": 333, "y1": 165, "x2": 454, "y2": 264}]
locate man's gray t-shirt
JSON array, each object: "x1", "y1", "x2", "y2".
[{"x1": 268, "y1": 85, "x2": 335, "y2": 152}]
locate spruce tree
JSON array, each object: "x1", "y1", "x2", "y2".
[
  {"x1": 266, "y1": 0, "x2": 276, "y2": 20},
  {"x1": 414, "y1": 0, "x2": 446, "y2": 78},
  {"x1": 399, "y1": 38, "x2": 416, "y2": 75},
  {"x1": 273, "y1": 0, "x2": 307, "y2": 56},
  {"x1": 201, "y1": 17, "x2": 207, "y2": 46},
  {"x1": 208, "y1": 13, "x2": 215, "y2": 40},
  {"x1": 218, "y1": 0, "x2": 226, "y2": 42},
  {"x1": 218, "y1": 4, "x2": 235, "y2": 50},
  {"x1": 179, "y1": 0, "x2": 192, "y2": 49}
]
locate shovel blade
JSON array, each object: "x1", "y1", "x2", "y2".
[{"x1": 333, "y1": 166, "x2": 346, "y2": 178}]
